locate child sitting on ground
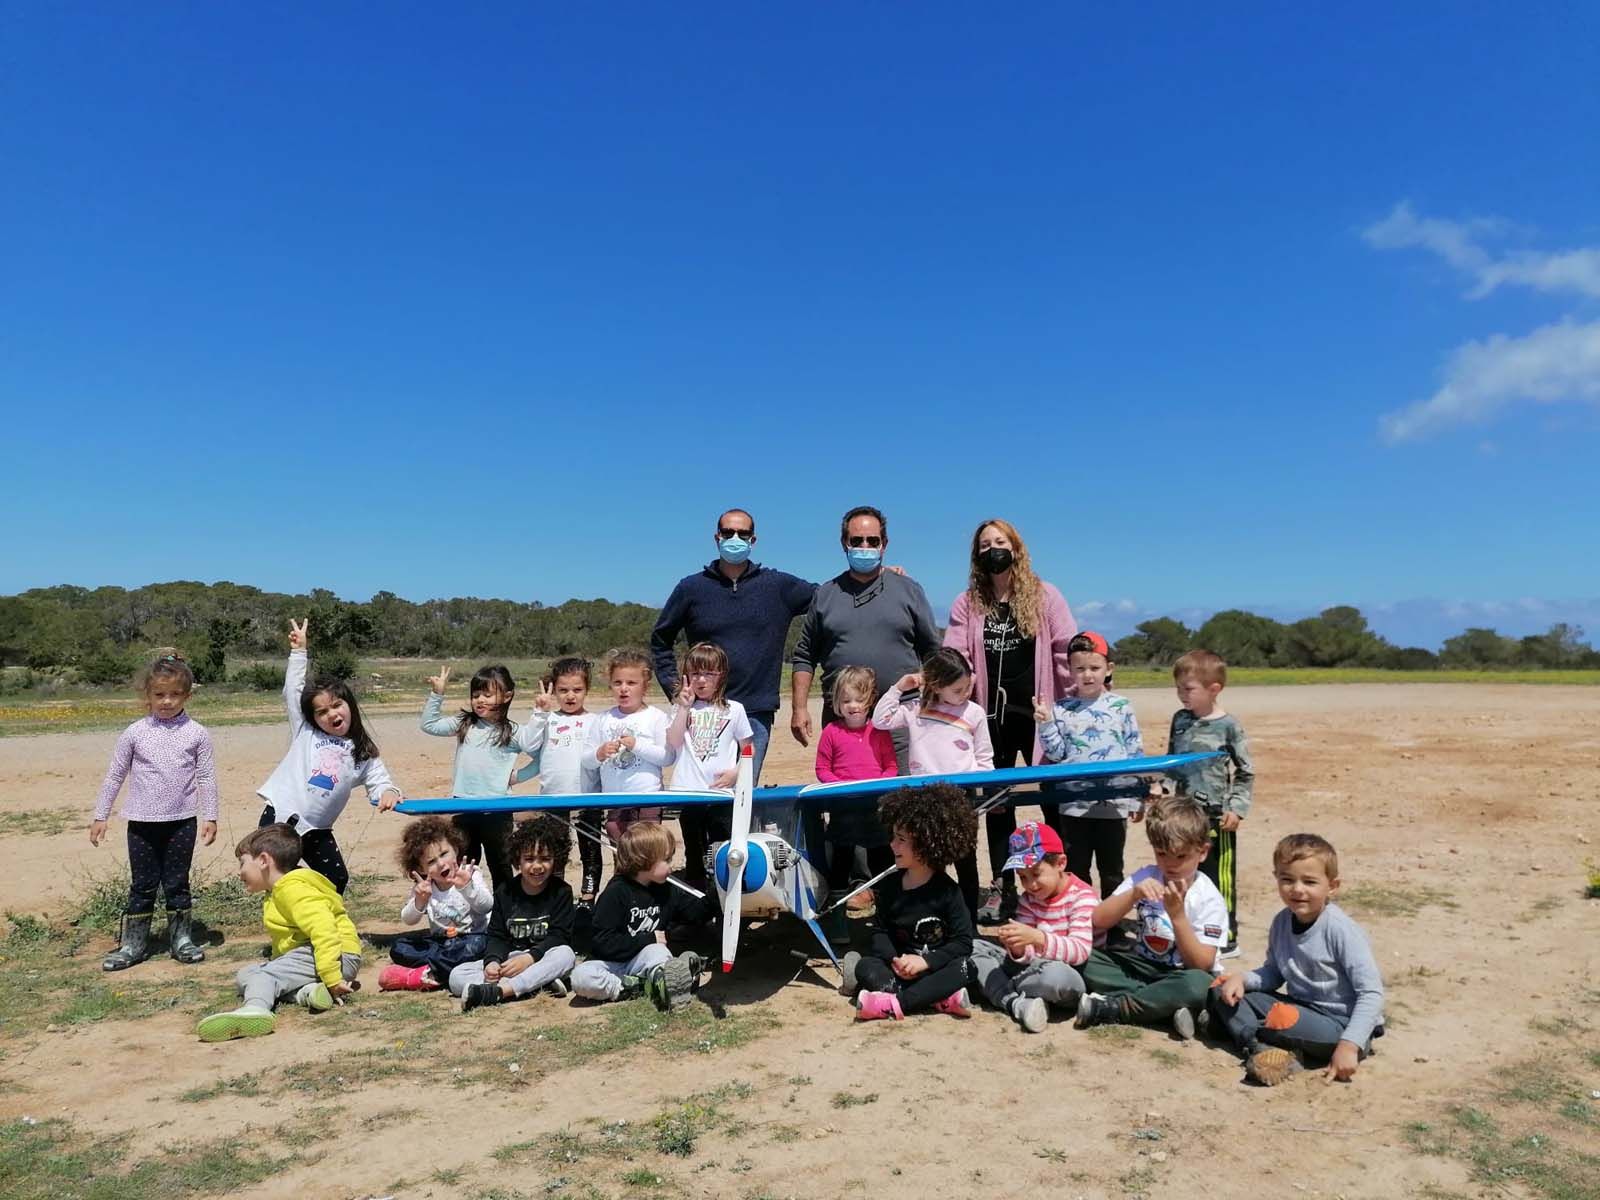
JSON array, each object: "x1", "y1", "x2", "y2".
[
  {"x1": 1075, "y1": 795, "x2": 1227, "y2": 1038},
  {"x1": 197, "y1": 824, "x2": 362, "y2": 1041},
  {"x1": 1034, "y1": 630, "x2": 1144, "y2": 899},
  {"x1": 571, "y1": 822, "x2": 714, "y2": 1011},
  {"x1": 453, "y1": 815, "x2": 579, "y2": 1013},
  {"x1": 970, "y1": 821, "x2": 1097, "y2": 1034},
  {"x1": 1161, "y1": 649, "x2": 1254, "y2": 956},
  {"x1": 840, "y1": 783, "x2": 977, "y2": 1021},
  {"x1": 1208, "y1": 833, "x2": 1385, "y2": 1085},
  {"x1": 380, "y1": 816, "x2": 492, "y2": 992}
]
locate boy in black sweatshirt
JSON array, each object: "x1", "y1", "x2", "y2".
[
  {"x1": 457, "y1": 816, "x2": 577, "y2": 1013},
  {"x1": 839, "y1": 783, "x2": 978, "y2": 1020},
  {"x1": 570, "y1": 822, "x2": 716, "y2": 1010}
]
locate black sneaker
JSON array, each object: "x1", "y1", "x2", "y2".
[
  {"x1": 644, "y1": 953, "x2": 704, "y2": 1012},
  {"x1": 462, "y1": 983, "x2": 503, "y2": 1014},
  {"x1": 1074, "y1": 992, "x2": 1122, "y2": 1030}
]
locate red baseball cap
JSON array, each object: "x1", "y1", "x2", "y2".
[
  {"x1": 1003, "y1": 820, "x2": 1064, "y2": 870},
  {"x1": 1069, "y1": 630, "x2": 1111, "y2": 658}
]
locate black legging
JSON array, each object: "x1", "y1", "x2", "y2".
[
  {"x1": 452, "y1": 811, "x2": 513, "y2": 891},
  {"x1": 126, "y1": 817, "x2": 197, "y2": 914},
  {"x1": 955, "y1": 708, "x2": 1035, "y2": 919},
  {"x1": 260, "y1": 805, "x2": 349, "y2": 894},
  {"x1": 855, "y1": 954, "x2": 971, "y2": 1013}
]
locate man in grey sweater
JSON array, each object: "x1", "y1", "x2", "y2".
[{"x1": 790, "y1": 505, "x2": 942, "y2": 761}]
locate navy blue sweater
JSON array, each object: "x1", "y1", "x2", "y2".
[{"x1": 651, "y1": 562, "x2": 815, "y2": 714}]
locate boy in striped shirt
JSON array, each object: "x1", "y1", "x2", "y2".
[{"x1": 968, "y1": 821, "x2": 1096, "y2": 1033}]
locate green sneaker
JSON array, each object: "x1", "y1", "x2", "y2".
[
  {"x1": 295, "y1": 983, "x2": 334, "y2": 1012},
  {"x1": 617, "y1": 974, "x2": 644, "y2": 1001},
  {"x1": 196, "y1": 1007, "x2": 276, "y2": 1042}
]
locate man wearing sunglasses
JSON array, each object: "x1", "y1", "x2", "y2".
[
  {"x1": 651, "y1": 508, "x2": 816, "y2": 785},
  {"x1": 790, "y1": 506, "x2": 941, "y2": 760}
]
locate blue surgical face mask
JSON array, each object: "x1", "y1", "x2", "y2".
[
  {"x1": 717, "y1": 536, "x2": 751, "y2": 565},
  {"x1": 846, "y1": 546, "x2": 882, "y2": 573}
]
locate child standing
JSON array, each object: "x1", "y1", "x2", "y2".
[
  {"x1": 1163, "y1": 650, "x2": 1254, "y2": 957},
  {"x1": 571, "y1": 822, "x2": 713, "y2": 1010},
  {"x1": 667, "y1": 643, "x2": 753, "y2": 888},
  {"x1": 1034, "y1": 631, "x2": 1144, "y2": 898},
  {"x1": 420, "y1": 664, "x2": 544, "y2": 888},
  {"x1": 526, "y1": 657, "x2": 605, "y2": 902},
  {"x1": 815, "y1": 666, "x2": 897, "y2": 931},
  {"x1": 380, "y1": 816, "x2": 492, "y2": 992},
  {"x1": 583, "y1": 648, "x2": 671, "y2": 841},
  {"x1": 90, "y1": 651, "x2": 219, "y2": 971},
  {"x1": 1208, "y1": 833, "x2": 1384, "y2": 1085},
  {"x1": 874, "y1": 647, "x2": 993, "y2": 923},
  {"x1": 1075, "y1": 796, "x2": 1228, "y2": 1038},
  {"x1": 453, "y1": 815, "x2": 578, "y2": 1012},
  {"x1": 970, "y1": 821, "x2": 1097, "y2": 1033},
  {"x1": 196, "y1": 824, "x2": 362, "y2": 1042},
  {"x1": 256, "y1": 619, "x2": 402, "y2": 893},
  {"x1": 840, "y1": 783, "x2": 977, "y2": 1021}
]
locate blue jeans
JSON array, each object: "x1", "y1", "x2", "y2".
[
  {"x1": 1207, "y1": 987, "x2": 1364, "y2": 1061},
  {"x1": 747, "y1": 710, "x2": 775, "y2": 783},
  {"x1": 390, "y1": 931, "x2": 488, "y2": 977}
]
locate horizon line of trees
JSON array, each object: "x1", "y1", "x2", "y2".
[{"x1": 0, "y1": 584, "x2": 1595, "y2": 690}]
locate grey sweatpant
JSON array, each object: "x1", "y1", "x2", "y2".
[
  {"x1": 236, "y1": 946, "x2": 362, "y2": 1012},
  {"x1": 570, "y1": 943, "x2": 673, "y2": 1001},
  {"x1": 970, "y1": 939, "x2": 1085, "y2": 1012},
  {"x1": 447, "y1": 946, "x2": 577, "y2": 997}
]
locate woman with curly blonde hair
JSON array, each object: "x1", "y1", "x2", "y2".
[{"x1": 944, "y1": 518, "x2": 1077, "y2": 922}]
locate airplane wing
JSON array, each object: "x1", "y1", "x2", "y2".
[{"x1": 388, "y1": 790, "x2": 736, "y2": 816}]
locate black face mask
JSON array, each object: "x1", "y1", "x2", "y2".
[{"x1": 978, "y1": 547, "x2": 1014, "y2": 575}]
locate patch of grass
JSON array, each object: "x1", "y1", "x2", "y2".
[
  {"x1": 1585, "y1": 858, "x2": 1600, "y2": 899},
  {"x1": 0, "y1": 809, "x2": 78, "y2": 837},
  {"x1": 1147, "y1": 1047, "x2": 1181, "y2": 1067},
  {"x1": 1340, "y1": 883, "x2": 1459, "y2": 919},
  {"x1": 432, "y1": 1167, "x2": 465, "y2": 1184},
  {"x1": 179, "y1": 1074, "x2": 263, "y2": 1103},
  {"x1": 500, "y1": 1084, "x2": 754, "y2": 1171},
  {"x1": 829, "y1": 1090, "x2": 879, "y2": 1109},
  {"x1": 0, "y1": 1118, "x2": 293, "y2": 1199},
  {"x1": 621, "y1": 1167, "x2": 666, "y2": 1186},
  {"x1": 1087, "y1": 1024, "x2": 1142, "y2": 1042}
]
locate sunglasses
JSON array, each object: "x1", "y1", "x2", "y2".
[
  {"x1": 846, "y1": 535, "x2": 883, "y2": 548},
  {"x1": 717, "y1": 528, "x2": 753, "y2": 540}
]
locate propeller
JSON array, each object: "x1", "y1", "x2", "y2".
[{"x1": 721, "y1": 742, "x2": 755, "y2": 972}]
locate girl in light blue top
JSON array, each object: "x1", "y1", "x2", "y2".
[{"x1": 421, "y1": 664, "x2": 544, "y2": 889}]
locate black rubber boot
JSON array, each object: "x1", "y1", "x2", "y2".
[
  {"x1": 167, "y1": 909, "x2": 204, "y2": 964},
  {"x1": 103, "y1": 913, "x2": 152, "y2": 972}
]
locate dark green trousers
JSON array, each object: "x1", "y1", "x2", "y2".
[{"x1": 1079, "y1": 948, "x2": 1212, "y2": 1024}]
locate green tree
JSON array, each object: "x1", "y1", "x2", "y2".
[
  {"x1": 1193, "y1": 609, "x2": 1283, "y2": 667},
  {"x1": 1440, "y1": 627, "x2": 1518, "y2": 668},
  {"x1": 1113, "y1": 618, "x2": 1192, "y2": 666}
]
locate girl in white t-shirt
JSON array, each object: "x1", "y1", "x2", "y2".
[
  {"x1": 666, "y1": 643, "x2": 754, "y2": 887},
  {"x1": 582, "y1": 648, "x2": 671, "y2": 843},
  {"x1": 527, "y1": 656, "x2": 603, "y2": 902}
]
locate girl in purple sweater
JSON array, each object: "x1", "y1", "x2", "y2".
[{"x1": 90, "y1": 651, "x2": 219, "y2": 972}]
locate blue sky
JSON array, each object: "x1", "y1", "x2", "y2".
[{"x1": 5, "y1": 5, "x2": 1597, "y2": 646}]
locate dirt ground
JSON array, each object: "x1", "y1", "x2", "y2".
[{"x1": 3, "y1": 684, "x2": 1598, "y2": 1199}]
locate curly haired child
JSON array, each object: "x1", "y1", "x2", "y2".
[
  {"x1": 380, "y1": 816, "x2": 493, "y2": 992},
  {"x1": 840, "y1": 783, "x2": 978, "y2": 1020},
  {"x1": 454, "y1": 815, "x2": 578, "y2": 1012}
]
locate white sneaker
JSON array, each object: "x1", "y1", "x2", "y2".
[
  {"x1": 1172, "y1": 1007, "x2": 1196, "y2": 1041},
  {"x1": 294, "y1": 982, "x2": 334, "y2": 1012}
]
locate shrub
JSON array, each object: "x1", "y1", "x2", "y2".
[
  {"x1": 78, "y1": 645, "x2": 139, "y2": 687},
  {"x1": 313, "y1": 646, "x2": 360, "y2": 684},
  {"x1": 232, "y1": 662, "x2": 286, "y2": 691}
]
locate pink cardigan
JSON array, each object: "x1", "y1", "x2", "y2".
[{"x1": 944, "y1": 579, "x2": 1077, "y2": 762}]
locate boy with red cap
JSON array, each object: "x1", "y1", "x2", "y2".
[
  {"x1": 968, "y1": 820, "x2": 1097, "y2": 1033},
  {"x1": 1032, "y1": 630, "x2": 1145, "y2": 898}
]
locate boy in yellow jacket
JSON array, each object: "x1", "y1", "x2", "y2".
[{"x1": 197, "y1": 823, "x2": 363, "y2": 1041}]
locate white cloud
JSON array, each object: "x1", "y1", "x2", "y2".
[
  {"x1": 1363, "y1": 202, "x2": 1600, "y2": 300},
  {"x1": 1379, "y1": 318, "x2": 1600, "y2": 442}
]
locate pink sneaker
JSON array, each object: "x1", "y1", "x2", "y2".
[
  {"x1": 933, "y1": 988, "x2": 973, "y2": 1018},
  {"x1": 378, "y1": 964, "x2": 438, "y2": 992},
  {"x1": 854, "y1": 990, "x2": 905, "y2": 1021}
]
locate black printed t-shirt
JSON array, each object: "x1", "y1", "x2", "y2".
[
  {"x1": 484, "y1": 878, "x2": 575, "y2": 964},
  {"x1": 589, "y1": 874, "x2": 717, "y2": 963},
  {"x1": 866, "y1": 871, "x2": 974, "y2": 972},
  {"x1": 983, "y1": 602, "x2": 1036, "y2": 720}
]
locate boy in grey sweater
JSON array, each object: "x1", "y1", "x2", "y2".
[{"x1": 1207, "y1": 833, "x2": 1384, "y2": 1085}]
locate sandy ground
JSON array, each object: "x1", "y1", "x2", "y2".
[{"x1": 3, "y1": 684, "x2": 1598, "y2": 1199}]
